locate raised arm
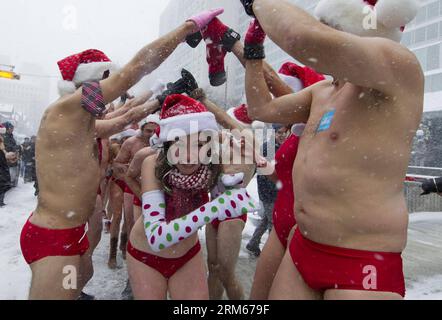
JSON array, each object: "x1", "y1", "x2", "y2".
[
  {"x1": 230, "y1": 27, "x2": 292, "y2": 98},
  {"x1": 95, "y1": 99, "x2": 161, "y2": 139},
  {"x1": 63, "y1": 9, "x2": 225, "y2": 107},
  {"x1": 250, "y1": 0, "x2": 422, "y2": 95},
  {"x1": 125, "y1": 147, "x2": 157, "y2": 199},
  {"x1": 246, "y1": 59, "x2": 313, "y2": 125},
  {"x1": 191, "y1": 89, "x2": 245, "y2": 131}
]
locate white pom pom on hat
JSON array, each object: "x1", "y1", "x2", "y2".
[
  {"x1": 376, "y1": 0, "x2": 420, "y2": 29},
  {"x1": 314, "y1": 0, "x2": 420, "y2": 42}
]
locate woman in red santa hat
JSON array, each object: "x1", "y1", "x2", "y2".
[{"x1": 126, "y1": 94, "x2": 258, "y2": 300}]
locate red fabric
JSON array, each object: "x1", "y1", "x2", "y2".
[
  {"x1": 289, "y1": 229, "x2": 405, "y2": 297},
  {"x1": 20, "y1": 215, "x2": 89, "y2": 264},
  {"x1": 57, "y1": 49, "x2": 111, "y2": 81},
  {"x1": 279, "y1": 62, "x2": 325, "y2": 88},
  {"x1": 165, "y1": 190, "x2": 209, "y2": 223},
  {"x1": 96, "y1": 138, "x2": 103, "y2": 164},
  {"x1": 127, "y1": 241, "x2": 201, "y2": 279},
  {"x1": 202, "y1": 18, "x2": 228, "y2": 80},
  {"x1": 161, "y1": 94, "x2": 208, "y2": 120},
  {"x1": 167, "y1": 165, "x2": 212, "y2": 191},
  {"x1": 133, "y1": 196, "x2": 142, "y2": 207},
  {"x1": 211, "y1": 214, "x2": 247, "y2": 230},
  {"x1": 233, "y1": 104, "x2": 253, "y2": 125},
  {"x1": 273, "y1": 134, "x2": 299, "y2": 248},
  {"x1": 245, "y1": 19, "x2": 266, "y2": 45},
  {"x1": 112, "y1": 178, "x2": 127, "y2": 192},
  {"x1": 124, "y1": 184, "x2": 134, "y2": 195}
]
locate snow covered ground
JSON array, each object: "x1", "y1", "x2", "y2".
[{"x1": 1, "y1": 179, "x2": 441, "y2": 300}]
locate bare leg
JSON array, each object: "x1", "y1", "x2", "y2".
[
  {"x1": 168, "y1": 251, "x2": 209, "y2": 300},
  {"x1": 78, "y1": 195, "x2": 104, "y2": 291},
  {"x1": 249, "y1": 229, "x2": 285, "y2": 299},
  {"x1": 126, "y1": 254, "x2": 168, "y2": 300},
  {"x1": 324, "y1": 290, "x2": 403, "y2": 300},
  {"x1": 206, "y1": 224, "x2": 225, "y2": 300},
  {"x1": 268, "y1": 250, "x2": 322, "y2": 300},
  {"x1": 29, "y1": 255, "x2": 82, "y2": 300},
  {"x1": 121, "y1": 193, "x2": 134, "y2": 259},
  {"x1": 133, "y1": 205, "x2": 142, "y2": 223},
  {"x1": 108, "y1": 182, "x2": 123, "y2": 269},
  {"x1": 215, "y1": 220, "x2": 245, "y2": 300},
  {"x1": 123, "y1": 193, "x2": 134, "y2": 234}
]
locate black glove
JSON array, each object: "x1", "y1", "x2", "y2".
[
  {"x1": 186, "y1": 32, "x2": 203, "y2": 48},
  {"x1": 156, "y1": 69, "x2": 199, "y2": 106},
  {"x1": 174, "y1": 69, "x2": 199, "y2": 95},
  {"x1": 240, "y1": 0, "x2": 255, "y2": 17},
  {"x1": 221, "y1": 28, "x2": 241, "y2": 52}
]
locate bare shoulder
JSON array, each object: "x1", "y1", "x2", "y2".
[
  {"x1": 134, "y1": 147, "x2": 156, "y2": 161},
  {"x1": 141, "y1": 153, "x2": 160, "y2": 181},
  {"x1": 142, "y1": 153, "x2": 159, "y2": 170},
  {"x1": 375, "y1": 38, "x2": 424, "y2": 89},
  {"x1": 121, "y1": 136, "x2": 135, "y2": 149}
]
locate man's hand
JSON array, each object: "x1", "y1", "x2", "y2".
[
  {"x1": 190, "y1": 88, "x2": 205, "y2": 101},
  {"x1": 187, "y1": 8, "x2": 224, "y2": 32},
  {"x1": 112, "y1": 162, "x2": 128, "y2": 180},
  {"x1": 150, "y1": 80, "x2": 165, "y2": 97},
  {"x1": 6, "y1": 152, "x2": 17, "y2": 163}
]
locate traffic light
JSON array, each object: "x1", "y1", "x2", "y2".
[{"x1": 0, "y1": 65, "x2": 20, "y2": 80}]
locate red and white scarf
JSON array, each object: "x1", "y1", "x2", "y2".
[{"x1": 167, "y1": 164, "x2": 212, "y2": 191}]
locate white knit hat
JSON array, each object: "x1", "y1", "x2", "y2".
[
  {"x1": 139, "y1": 114, "x2": 160, "y2": 128},
  {"x1": 315, "y1": 0, "x2": 420, "y2": 42}
]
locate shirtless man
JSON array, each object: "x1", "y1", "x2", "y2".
[
  {"x1": 241, "y1": 0, "x2": 423, "y2": 299},
  {"x1": 19, "y1": 8, "x2": 224, "y2": 300},
  {"x1": 109, "y1": 115, "x2": 159, "y2": 268}
]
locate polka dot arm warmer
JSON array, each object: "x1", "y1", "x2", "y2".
[{"x1": 142, "y1": 188, "x2": 258, "y2": 252}]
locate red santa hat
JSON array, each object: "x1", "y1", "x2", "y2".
[
  {"x1": 226, "y1": 104, "x2": 266, "y2": 129},
  {"x1": 315, "y1": 0, "x2": 419, "y2": 42},
  {"x1": 278, "y1": 62, "x2": 326, "y2": 92},
  {"x1": 57, "y1": 49, "x2": 118, "y2": 96},
  {"x1": 157, "y1": 94, "x2": 218, "y2": 144},
  {"x1": 0, "y1": 124, "x2": 5, "y2": 135}
]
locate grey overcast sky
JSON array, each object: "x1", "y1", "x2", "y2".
[{"x1": 0, "y1": 0, "x2": 170, "y2": 77}]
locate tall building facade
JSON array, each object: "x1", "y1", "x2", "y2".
[
  {"x1": 158, "y1": 0, "x2": 437, "y2": 110},
  {"x1": 402, "y1": 0, "x2": 442, "y2": 113}
]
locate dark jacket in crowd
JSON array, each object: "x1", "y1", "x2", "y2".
[
  {"x1": 257, "y1": 141, "x2": 281, "y2": 204},
  {"x1": 21, "y1": 142, "x2": 33, "y2": 163},
  {"x1": 2, "y1": 133, "x2": 18, "y2": 167},
  {"x1": 0, "y1": 151, "x2": 11, "y2": 193}
]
